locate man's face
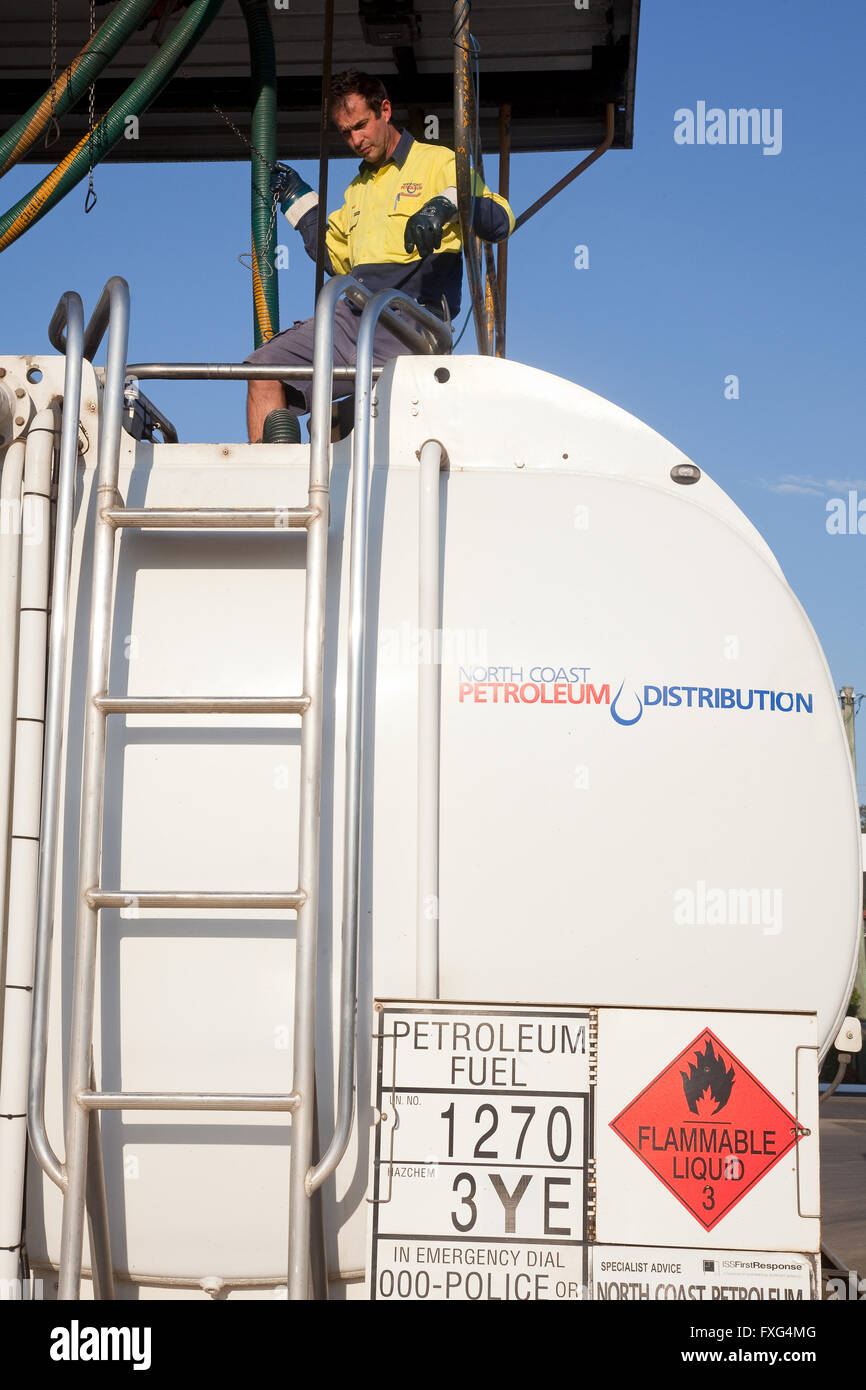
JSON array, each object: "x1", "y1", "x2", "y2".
[{"x1": 332, "y1": 93, "x2": 394, "y2": 166}]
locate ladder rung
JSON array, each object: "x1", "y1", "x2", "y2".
[
  {"x1": 101, "y1": 506, "x2": 318, "y2": 529},
  {"x1": 86, "y1": 889, "x2": 305, "y2": 910},
  {"x1": 94, "y1": 695, "x2": 310, "y2": 715},
  {"x1": 78, "y1": 1090, "x2": 300, "y2": 1113}
]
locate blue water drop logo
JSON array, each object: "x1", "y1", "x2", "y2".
[{"x1": 610, "y1": 681, "x2": 643, "y2": 726}]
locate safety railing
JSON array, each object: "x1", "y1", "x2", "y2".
[
  {"x1": 287, "y1": 275, "x2": 449, "y2": 1298},
  {"x1": 30, "y1": 270, "x2": 450, "y2": 1300},
  {"x1": 61, "y1": 278, "x2": 131, "y2": 1300},
  {"x1": 450, "y1": 2, "x2": 615, "y2": 358},
  {"x1": 28, "y1": 290, "x2": 87, "y2": 1197}
]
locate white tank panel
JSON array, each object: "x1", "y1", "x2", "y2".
[
  {"x1": 25, "y1": 352, "x2": 859, "y2": 1296},
  {"x1": 365, "y1": 354, "x2": 860, "y2": 1044}
]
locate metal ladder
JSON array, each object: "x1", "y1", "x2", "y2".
[{"x1": 27, "y1": 273, "x2": 450, "y2": 1300}]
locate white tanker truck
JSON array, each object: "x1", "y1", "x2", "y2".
[{"x1": 0, "y1": 271, "x2": 861, "y2": 1302}]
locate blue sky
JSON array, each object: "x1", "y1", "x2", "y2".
[{"x1": 2, "y1": 0, "x2": 865, "y2": 797}]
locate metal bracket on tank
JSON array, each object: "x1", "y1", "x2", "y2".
[
  {"x1": 367, "y1": 1022, "x2": 400, "y2": 1205},
  {"x1": 585, "y1": 1008, "x2": 599, "y2": 1242},
  {"x1": 794, "y1": 1044, "x2": 820, "y2": 1221}
]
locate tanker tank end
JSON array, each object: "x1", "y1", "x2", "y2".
[
  {"x1": 371, "y1": 349, "x2": 860, "y2": 1048},
  {"x1": 0, "y1": 315, "x2": 859, "y2": 1302}
]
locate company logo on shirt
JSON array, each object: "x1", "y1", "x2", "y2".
[{"x1": 394, "y1": 181, "x2": 424, "y2": 209}]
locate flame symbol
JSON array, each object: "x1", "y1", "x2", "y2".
[
  {"x1": 610, "y1": 681, "x2": 643, "y2": 726},
  {"x1": 681, "y1": 1038, "x2": 735, "y2": 1115},
  {"x1": 694, "y1": 1088, "x2": 718, "y2": 1121}
]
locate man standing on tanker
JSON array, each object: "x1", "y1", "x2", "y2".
[{"x1": 245, "y1": 70, "x2": 514, "y2": 442}]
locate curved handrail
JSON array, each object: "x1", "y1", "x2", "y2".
[
  {"x1": 82, "y1": 275, "x2": 130, "y2": 363},
  {"x1": 0, "y1": 441, "x2": 26, "y2": 1005},
  {"x1": 307, "y1": 284, "x2": 450, "y2": 1195},
  {"x1": 27, "y1": 290, "x2": 86, "y2": 1192},
  {"x1": 57, "y1": 275, "x2": 129, "y2": 1299},
  {"x1": 47, "y1": 290, "x2": 82, "y2": 355}
]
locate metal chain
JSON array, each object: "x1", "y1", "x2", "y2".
[
  {"x1": 84, "y1": 0, "x2": 97, "y2": 212},
  {"x1": 207, "y1": 94, "x2": 282, "y2": 278},
  {"x1": 238, "y1": 191, "x2": 280, "y2": 278},
  {"x1": 45, "y1": 0, "x2": 60, "y2": 147},
  {"x1": 209, "y1": 100, "x2": 278, "y2": 176},
  {"x1": 175, "y1": 69, "x2": 282, "y2": 275}
]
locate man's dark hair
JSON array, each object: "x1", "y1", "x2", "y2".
[{"x1": 329, "y1": 70, "x2": 390, "y2": 118}]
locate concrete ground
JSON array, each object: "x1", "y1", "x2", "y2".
[{"x1": 820, "y1": 1094, "x2": 866, "y2": 1277}]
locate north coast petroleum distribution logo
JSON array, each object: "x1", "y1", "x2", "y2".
[
  {"x1": 456, "y1": 667, "x2": 814, "y2": 725},
  {"x1": 610, "y1": 1029, "x2": 805, "y2": 1230}
]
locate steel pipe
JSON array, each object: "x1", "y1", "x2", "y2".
[
  {"x1": 416, "y1": 439, "x2": 446, "y2": 998},
  {"x1": 27, "y1": 295, "x2": 86, "y2": 1199},
  {"x1": 496, "y1": 103, "x2": 511, "y2": 357},
  {"x1": 0, "y1": 441, "x2": 25, "y2": 1013},
  {"x1": 86, "y1": 889, "x2": 304, "y2": 910},
  {"x1": 78, "y1": 1090, "x2": 299, "y2": 1112},
  {"x1": 452, "y1": 0, "x2": 489, "y2": 353},
  {"x1": 513, "y1": 102, "x2": 615, "y2": 233},
  {"x1": 314, "y1": 0, "x2": 336, "y2": 301},
  {"x1": 286, "y1": 275, "x2": 449, "y2": 1292},
  {"x1": 58, "y1": 277, "x2": 130, "y2": 1300},
  {"x1": 307, "y1": 290, "x2": 449, "y2": 1204},
  {"x1": 0, "y1": 416, "x2": 54, "y2": 1289},
  {"x1": 101, "y1": 507, "x2": 317, "y2": 530},
  {"x1": 287, "y1": 273, "x2": 349, "y2": 1300},
  {"x1": 94, "y1": 695, "x2": 310, "y2": 715},
  {"x1": 123, "y1": 365, "x2": 382, "y2": 380}
]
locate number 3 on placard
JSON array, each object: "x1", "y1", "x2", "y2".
[{"x1": 451, "y1": 1172, "x2": 478, "y2": 1232}]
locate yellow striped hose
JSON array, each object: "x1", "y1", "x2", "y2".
[
  {"x1": 0, "y1": 0, "x2": 157, "y2": 177},
  {"x1": 0, "y1": 0, "x2": 226, "y2": 254},
  {"x1": 251, "y1": 240, "x2": 275, "y2": 344}
]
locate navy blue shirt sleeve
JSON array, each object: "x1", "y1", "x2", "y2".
[
  {"x1": 470, "y1": 196, "x2": 511, "y2": 243},
  {"x1": 296, "y1": 206, "x2": 335, "y2": 275}
]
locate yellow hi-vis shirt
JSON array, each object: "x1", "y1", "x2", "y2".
[{"x1": 325, "y1": 130, "x2": 515, "y2": 274}]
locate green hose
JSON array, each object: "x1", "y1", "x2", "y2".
[
  {"x1": 0, "y1": 0, "x2": 157, "y2": 177},
  {"x1": 240, "y1": 0, "x2": 280, "y2": 348},
  {"x1": 0, "y1": 0, "x2": 225, "y2": 254},
  {"x1": 262, "y1": 409, "x2": 301, "y2": 444}
]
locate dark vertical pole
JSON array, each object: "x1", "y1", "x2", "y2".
[
  {"x1": 496, "y1": 103, "x2": 511, "y2": 358},
  {"x1": 452, "y1": 0, "x2": 489, "y2": 353},
  {"x1": 242, "y1": 0, "x2": 279, "y2": 348},
  {"x1": 458, "y1": 38, "x2": 503, "y2": 355},
  {"x1": 315, "y1": 0, "x2": 336, "y2": 301},
  {"x1": 840, "y1": 687, "x2": 866, "y2": 1012}
]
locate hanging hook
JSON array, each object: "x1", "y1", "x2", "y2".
[
  {"x1": 43, "y1": 115, "x2": 61, "y2": 149},
  {"x1": 84, "y1": 185, "x2": 98, "y2": 213},
  {"x1": 237, "y1": 252, "x2": 274, "y2": 277}
]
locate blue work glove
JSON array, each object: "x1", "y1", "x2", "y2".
[
  {"x1": 270, "y1": 163, "x2": 314, "y2": 214},
  {"x1": 404, "y1": 195, "x2": 458, "y2": 256}
]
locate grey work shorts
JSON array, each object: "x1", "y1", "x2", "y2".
[{"x1": 244, "y1": 299, "x2": 427, "y2": 418}]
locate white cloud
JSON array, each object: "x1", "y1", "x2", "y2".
[{"x1": 760, "y1": 473, "x2": 866, "y2": 497}]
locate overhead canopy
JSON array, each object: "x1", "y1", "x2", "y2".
[{"x1": 2, "y1": 0, "x2": 640, "y2": 164}]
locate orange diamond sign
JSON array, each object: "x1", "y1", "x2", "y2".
[{"x1": 610, "y1": 1029, "x2": 804, "y2": 1230}]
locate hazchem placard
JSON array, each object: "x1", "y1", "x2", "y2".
[
  {"x1": 609, "y1": 1028, "x2": 803, "y2": 1230},
  {"x1": 590, "y1": 1247, "x2": 817, "y2": 1302},
  {"x1": 366, "y1": 1002, "x2": 592, "y2": 1301}
]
